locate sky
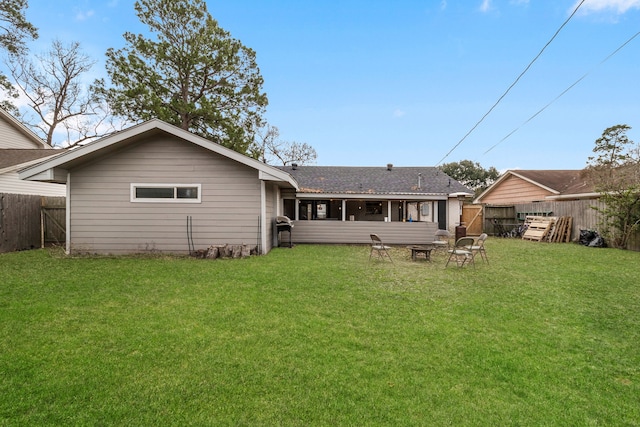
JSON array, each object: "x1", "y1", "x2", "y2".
[{"x1": 9, "y1": 0, "x2": 640, "y2": 171}]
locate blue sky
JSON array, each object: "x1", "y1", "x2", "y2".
[{"x1": 13, "y1": 0, "x2": 640, "y2": 171}]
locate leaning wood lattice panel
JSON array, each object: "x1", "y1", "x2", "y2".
[{"x1": 522, "y1": 216, "x2": 556, "y2": 241}]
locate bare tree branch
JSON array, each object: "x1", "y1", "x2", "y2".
[{"x1": 6, "y1": 39, "x2": 119, "y2": 146}]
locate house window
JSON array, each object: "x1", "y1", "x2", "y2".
[
  {"x1": 131, "y1": 184, "x2": 201, "y2": 203},
  {"x1": 365, "y1": 201, "x2": 383, "y2": 215}
]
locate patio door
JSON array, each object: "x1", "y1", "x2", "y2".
[{"x1": 437, "y1": 200, "x2": 446, "y2": 230}]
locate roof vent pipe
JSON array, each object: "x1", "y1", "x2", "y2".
[
  {"x1": 387, "y1": 163, "x2": 393, "y2": 171},
  {"x1": 292, "y1": 163, "x2": 298, "y2": 170},
  {"x1": 418, "y1": 173, "x2": 422, "y2": 190}
]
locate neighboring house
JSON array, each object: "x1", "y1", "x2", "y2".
[
  {"x1": 474, "y1": 169, "x2": 606, "y2": 241},
  {"x1": 474, "y1": 170, "x2": 598, "y2": 205},
  {"x1": 19, "y1": 119, "x2": 298, "y2": 255},
  {"x1": 0, "y1": 108, "x2": 65, "y2": 196},
  {"x1": 276, "y1": 164, "x2": 472, "y2": 244}
]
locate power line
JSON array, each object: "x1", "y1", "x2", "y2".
[
  {"x1": 435, "y1": 0, "x2": 586, "y2": 166},
  {"x1": 483, "y1": 30, "x2": 640, "y2": 155}
]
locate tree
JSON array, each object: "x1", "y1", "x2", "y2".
[
  {"x1": 99, "y1": 0, "x2": 268, "y2": 154},
  {"x1": 270, "y1": 141, "x2": 317, "y2": 166},
  {"x1": 7, "y1": 39, "x2": 114, "y2": 147},
  {"x1": 250, "y1": 124, "x2": 317, "y2": 166},
  {"x1": 585, "y1": 124, "x2": 640, "y2": 249},
  {"x1": 0, "y1": 0, "x2": 37, "y2": 54},
  {"x1": 250, "y1": 124, "x2": 280, "y2": 163},
  {"x1": 0, "y1": 0, "x2": 38, "y2": 111},
  {"x1": 438, "y1": 160, "x2": 500, "y2": 197}
]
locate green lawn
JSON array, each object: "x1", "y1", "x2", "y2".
[{"x1": 1, "y1": 240, "x2": 639, "y2": 426}]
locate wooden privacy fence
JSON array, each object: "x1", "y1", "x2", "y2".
[
  {"x1": 0, "y1": 193, "x2": 65, "y2": 253},
  {"x1": 41, "y1": 196, "x2": 65, "y2": 247},
  {"x1": 482, "y1": 200, "x2": 639, "y2": 251}
]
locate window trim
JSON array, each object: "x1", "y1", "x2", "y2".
[{"x1": 130, "y1": 183, "x2": 202, "y2": 203}]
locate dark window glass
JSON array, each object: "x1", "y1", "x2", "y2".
[
  {"x1": 283, "y1": 199, "x2": 295, "y2": 218},
  {"x1": 365, "y1": 201, "x2": 383, "y2": 215},
  {"x1": 136, "y1": 187, "x2": 174, "y2": 198},
  {"x1": 177, "y1": 187, "x2": 198, "y2": 199}
]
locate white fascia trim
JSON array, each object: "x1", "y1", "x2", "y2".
[
  {"x1": 20, "y1": 168, "x2": 69, "y2": 183},
  {"x1": 449, "y1": 192, "x2": 474, "y2": 198},
  {"x1": 294, "y1": 192, "x2": 449, "y2": 200},
  {"x1": 545, "y1": 192, "x2": 601, "y2": 200},
  {"x1": 259, "y1": 170, "x2": 298, "y2": 189}
]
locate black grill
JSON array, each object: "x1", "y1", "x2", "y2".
[{"x1": 275, "y1": 216, "x2": 293, "y2": 247}]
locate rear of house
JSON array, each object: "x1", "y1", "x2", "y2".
[
  {"x1": 20, "y1": 120, "x2": 297, "y2": 255},
  {"x1": 275, "y1": 165, "x2": 473, "y2": 245},
  {"x1": 70, "y1": 136, "x2": 263, "y2": 253},
  {"x1": 19, "y1": 120, "x2": 473, "y2": 254}
]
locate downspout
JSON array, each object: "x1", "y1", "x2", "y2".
[
  {"x1": 65, "y1": 171, "x2": 71, "y2": 255},
  {"x1": 260, "y1": 181, "x2": 267, "y2": 254}
]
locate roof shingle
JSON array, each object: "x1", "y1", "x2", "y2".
[
  {"x1": 277, "y1": 165, "x2": 471, "y2": 195},
  {"x1": 511, "y1": 170, "x2": 595, "y2": 195},
  {"x1": 0, "y1": 149, "x2": 62, "y2": 170}
]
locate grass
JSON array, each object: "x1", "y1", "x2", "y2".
[{"x1": 1, "y1": 240, "x2": 639, "y2": 426}]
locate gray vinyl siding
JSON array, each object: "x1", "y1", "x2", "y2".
[
  {"x1": 264, "y1": 182, "x2": 277, "y2": 252},
  {"x1": 0, "y1": 119, "x2": 42, "y2": 149},
  {"x1": 69, "y1": 136, "x2": 263, "y2": 254},
  {"x1": 0, "y1": 171, "x2": 66, "y2": 196},
  {"x1": 280, "y1": 188, "x2": 296, "y2": 199},
  {"x1": 290, "y1": 220, "x2": 438, "y2": 245}
]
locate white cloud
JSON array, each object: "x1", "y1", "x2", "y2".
[
  {"x1": 75, "y1": 9, "x2": 95, "y2": 21},
  {"x1": 11, "y1": 93, "x2": 31, "y2": 110},
  {"x1": 479, "y1": 0, "x2": 492, "y2": 13},
  {"x1": 574, "y1": 0, "x2": 640, "y2": 14},
  {"x1": 393, "y1": 109, "x2": 406, "y2": 118},
  {"x1": 440, "y1": 0, "x2": 448, "y2": 10}
]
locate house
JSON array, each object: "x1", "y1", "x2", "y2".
[
  {"x1": 474, "y1": 169, "x2": 605, "y2": 241},
  {"x1": 19, "y1": 118, "x2": 472, "y2": 254},
  {"x1": 275, "y1": 164, "x2": 472, "y2": 245},
  {"x1": 0, "y1": 107, "x2": 65, "y2": 196},
  {"x1": 474, "y1": 170, "x2": 598, "y2": 205},
  {"x1": 19, "y1": 119, "x2": 298, "y2": 255}
]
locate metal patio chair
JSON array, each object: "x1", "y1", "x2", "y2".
[
  {"x1": 468, "y1": 233, "x2": 489, "y2": 264},
  {"x1": 369, "y1": 234, "x2": 393, "y2": 263},
  {"x1": 445, "y1": 237, "x2": 476, "y2": 268},
  {"x1": 431, "y1": 229, "x2": 451, "y2": 252}
]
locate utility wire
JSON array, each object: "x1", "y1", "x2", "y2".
[
  {"x1": 484, "y1": 30, "x2": 640, "y2": 155},
  {"x1": 435, "y1": 0, "x2": 586, "y2": 166}
]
